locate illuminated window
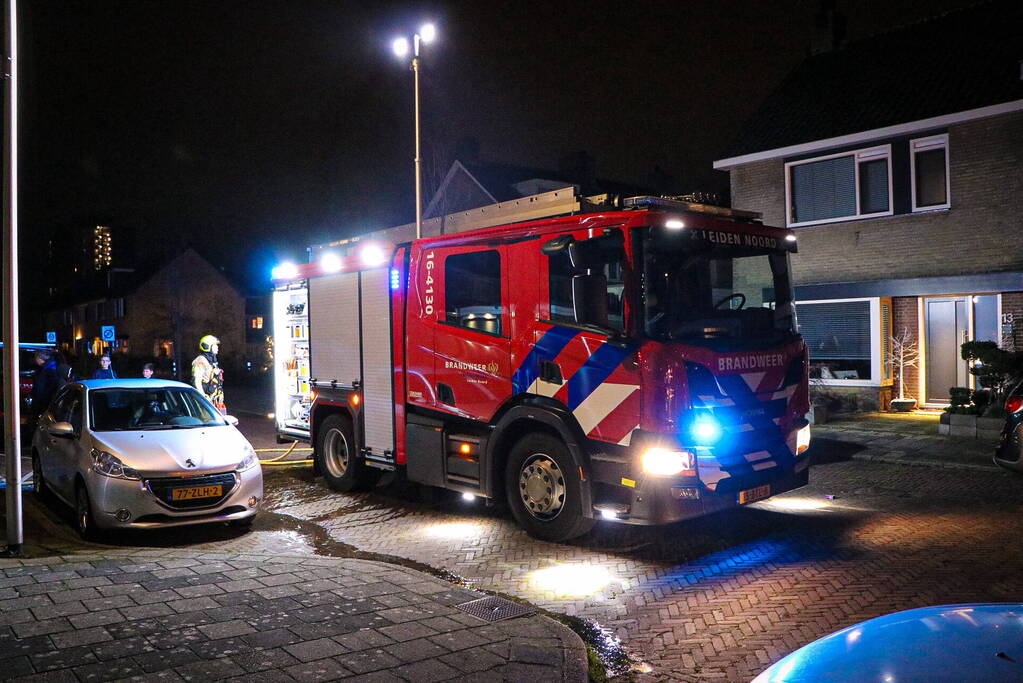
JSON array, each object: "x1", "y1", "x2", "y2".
[{"x1": 250, "y1": 316, "x2": 264, "y2": 330}]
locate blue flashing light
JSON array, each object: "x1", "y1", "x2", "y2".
[
  {"x1": 690, "y1": 414, "x2": 723, "y2": 445},
  {"x1": 390, "y1": 268, "x2": 401, "y2": 290}
]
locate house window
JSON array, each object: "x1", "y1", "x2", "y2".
[
  {"x1": 911, "y1": 135, "x2": 949, "y2": 211},
  {"x1": 786, "y1": 146, "x2": 892, "y2": 226},
  {"x1": 444, "y1": 250, "x2": 503, "y2": 335},
  {"x1": 62, "y1": 310, "x2": 73, "y2": 326},
  {"x1": 250, "y1": 316, "x2": 264, "y2": 330},
  {"x1": 798, "y1": 298, "x2": 881, "y2": 384},
  {"x1": 114, "y1": 298, "x2": 125, "y2": 318}
]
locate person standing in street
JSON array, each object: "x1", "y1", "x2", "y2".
[
  {"x1": 91, "y1": 353, "x2": 118, "y2": 379},
  {"x1": 192, "y1": 335, "x2": 225, "y2": 413},
  {"x1": 29, "y1": 350, "x2": 60, "y2": 420}
]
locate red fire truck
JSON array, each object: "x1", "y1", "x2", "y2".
[{"x1": 271, "y1": 192, "x2": 811, "y2": 541}]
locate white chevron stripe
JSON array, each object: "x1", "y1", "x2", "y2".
[
  {"x1": 752, "y1": 460, "x2": 777, "y2": 471},
  {"x1": 617, "y1": 425, "x2": 640, "y2": 446},
  {"x1": 741, "y1": 371, "x2": 766, "y2": 392},
  {"x1": 525, "y1": 377, "x2": 561, "y2": 398},
  {"x1": 744, "y1": 450, "x2": 772, "y2": 462},
  {"x1": 573, "y1": 383, "x2": 639, "y2": 435}
]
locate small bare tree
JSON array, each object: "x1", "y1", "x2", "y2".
[{"x1": 887, "y1": 328, "x2": 919, "y2": 400}]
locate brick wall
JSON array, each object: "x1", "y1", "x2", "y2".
[
  {"x1": 729, "y1": 111, "x2": 1023, "y2": 286},
  {"x1": 891, "y1": 296, "x2": 920, "y2": 401},
  {"x1": 1001, "y1": 291, "x2": 1023, "y2": 353}
]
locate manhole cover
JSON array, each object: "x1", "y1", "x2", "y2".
[{"x1": 456, "y1": 596, "x2": 537, "y2": 622}]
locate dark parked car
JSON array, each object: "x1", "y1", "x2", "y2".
[{"x1": 994, "y1": 379, "x2": 1023, "y2": 473}]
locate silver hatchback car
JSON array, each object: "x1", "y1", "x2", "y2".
[{"x1": 31, "y1": 379, "x2": 263, "y2": 538}]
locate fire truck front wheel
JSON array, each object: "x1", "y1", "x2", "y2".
[
  {"x1": 505, "y1": 433, "x2": 595, "y2": 542},
  {"x1": 316, "y1": 414, "x2": 379, "y2": 492}
]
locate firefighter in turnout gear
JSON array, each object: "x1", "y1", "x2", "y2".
[{"x1": 192, "y1": 334, "x2": 226, "y2": 413}]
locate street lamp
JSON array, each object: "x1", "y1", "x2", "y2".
[{"x1": 392, "y1": 23, "x2": 436, "y2": 240}]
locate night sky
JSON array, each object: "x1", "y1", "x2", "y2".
[{"x1": 16, "y1": 0, "x2": 976, "y2": 298}]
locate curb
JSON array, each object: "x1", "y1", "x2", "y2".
[{"x1": 849, "y1": 452, "x2": 998, "y2": 472}]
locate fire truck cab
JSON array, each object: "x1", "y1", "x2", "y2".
[{"x1": 272, "y1": 194, "x2": 811, "y2": 542}]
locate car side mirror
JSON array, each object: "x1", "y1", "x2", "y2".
[
  {"x1": 224, "y1": 415, "x2": 239, "y2": 426},
  {"x1": 48, "y1": 422, "x2": 75, "y2": 438}
]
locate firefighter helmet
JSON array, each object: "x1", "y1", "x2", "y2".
[{"x1": 199, "y1": 335, "x2": 220, "y2": 353}]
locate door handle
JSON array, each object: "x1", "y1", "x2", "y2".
[{"x1": 540, "y1": 360, "x2": 563, "y2": 384}]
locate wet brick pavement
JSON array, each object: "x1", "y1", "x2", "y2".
[
  {"x1": 244, "y1": 450, "x2": 1023, "y2": 681},
  {"x1": 0, "y1": 550, "x2": 587, "y2": 682}
]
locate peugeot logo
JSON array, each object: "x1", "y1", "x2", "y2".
[{"x1": 184, "y1": 458, "x2": 196, "y2": 468}]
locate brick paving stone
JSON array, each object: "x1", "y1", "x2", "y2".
[
  {"x1": 376, "y1": 605, "x2": 447, "y2": 624},
  {"x1": 167, "y1": 596, "x2": 222, "y2": 613},
  {"x1": 173, "y1": 584, "x2": 224, "y2": 599},
  {"x1": 198, "y1": 619, "x2": 256, "y2": 640},
  {"x1": 31, "y1": 600, "x2": 88, "y2": 620},
  {"x1": 378, "y1": 620, "x2": 439, "y2": 641},
  {"x1": 241, "y1": 626, "x2": 302, "y2": 649},
  {"x1": 334, "y1": 648, "x2": 402, "y2": 674},
  {"x1": 384, "y1": 636, "x2": 450, "y2": 663},
  {"x1": 106, "y1": 618, "x2": 164, "y2": 639},
  {"x1": 134, "y1": 646, "x2": 203, "y2": 673},
  {"x1": 190, "y1": 635, "x2": 252, "y2": 659},
  {"x1": 332, "y1": 628, "x2": 395, "y2": 651},
  {"x1": 31, "y1": 643, "x2": 99, "y2": 671},
  {"x1": 83, "y1": 594, "x2": 137, "y2": 611},
  {"x1": 146, "y1": 627, "x2": 207, "y2": 651},
  {"x1": 69, "y1": 608, "x2": 124, "y2": 629},
  {"x1": 13, "y1": 671, "x2": 78, "y2": 683},
  {"x1": 12, "y1": 616, "x2": 73, "y2": 637},
  {"x1": 73, "y1": 657, "x2": 145, "y2": 682},
  {"x1": 93, "y1": 634, "x2": 158, "y2": 660},
  {"x1": 130, "y1": 588, "x2": 181, "y2": 605},
  {"x1": 392, "y1": 658, "x2": 461, "y2": 682},
  {"x1": 284, "y1": 636, "x2": 348, "y2": 662},
  {"x1": 232, "y1": 646, "x2": 301, "y2": 673},
  {"x1": 120, "y1": 602, "x2": 177, "y2": 621},
  {"x1": 0, "y1": 608, "x2": 35, "y2": 626},
  {"x1": 283, "y1": 657, "x2": 353, "y2": 682},
  {"x1": 174, "y1": 656, "x2": 245, "y2": 681},
  {"x1": 428, "y1": 628, "x2": 492, "y2": 652},
  {"x1": 440, "y1": 647, "x2": 508, "y2": 673},
  {"x1": 50, "y1": 624, "x2": 113, "y2": 648},
  {"x1": 342, "y1": 671, "x2": 404, "y2": 683}
]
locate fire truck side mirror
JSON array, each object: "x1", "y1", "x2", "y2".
[
  {"x1": 572, "y1": 274, "x2": 609, "y2": 328},
  {"x1": 541, "y1": 234, "x2": 574, "y2": 255}
]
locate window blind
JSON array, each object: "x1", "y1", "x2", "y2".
[
  {"x1": 790, "y1": 155, "x2": 855, "y2": 223},
  {"x1": 798, "y1": 300, "x2": 871, "y2": 360}
]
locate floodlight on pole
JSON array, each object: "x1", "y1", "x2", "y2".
[{"x1": 391, "y1": 23, "x2": 437, "y2": 240}]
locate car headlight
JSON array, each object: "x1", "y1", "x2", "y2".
[
  {"x1": 91, "y1": 449, "x2": 140, "y2": 480},
  {"x1": 796, "y1": 424, "x2": 811, "y2": 454},
  {"x1": 641, "y1": 447, "x2": 695, "y2": 476},
  {"x1": 237, "y1": 449, "x2": 260, "y2": 471}
]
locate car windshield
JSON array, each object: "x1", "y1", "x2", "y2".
[
  {"x1": 642, "y1": 229, "x2": 796, "y2": 346},
  {"x1": 89, "y1": 387, "x2": 227, "y2": 431}
]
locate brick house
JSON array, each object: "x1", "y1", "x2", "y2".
[
  {"x1": 714, "y1": 0, "x2": 1023, "y2": 409},
  {"x1": 45, "y1": 248, "x2": 247, "y2": 380}
]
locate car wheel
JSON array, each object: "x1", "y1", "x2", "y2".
[
  {"x1": 316, "y1": 414, "x2": 379, "y2": 492},
  {"x1": 505, "y1": 433, "x2": 595, "y2": 542},
  {"x1": 31, "y1": 453, "x2": 49, "y2": 500},
  {"x1": 75, "y1": 484, "x2": 101, "y2": 541}
]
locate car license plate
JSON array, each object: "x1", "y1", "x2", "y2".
[
  {"x1": 171, "y1": 485, "x2": 222, "y2": 501},
  {"x1": 738, "y1": 484, "x2": 771, "y2": 505}
]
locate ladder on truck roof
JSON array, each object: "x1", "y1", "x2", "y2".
[{"x1": 309, "y1": 188, "x2": 761, "y2": 257}]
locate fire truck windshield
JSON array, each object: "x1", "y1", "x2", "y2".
[{"x1": 642, "y1": 233, "x2": 796, "y2": 346}]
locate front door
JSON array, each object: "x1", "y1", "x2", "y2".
[{"x1": 925, "y1": 297, "x2": 969, "y2": 404}]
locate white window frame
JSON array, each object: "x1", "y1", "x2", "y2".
[
  {"x1": 910, "y1": 134, "x2": 950, "y2": 212},
  {"x1": 785, "y1": 145, "x2": 894, "y2": 227},
  {"x1": 797, "y1": 296, "x2": 881, "y2": 387}
]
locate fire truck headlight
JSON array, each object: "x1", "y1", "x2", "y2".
[
  {"x1": 690, "y1": 415, "x2": 722, "y2": 445},
  {"x1": 796, "y1": 424, "x2": 811, "y2": 454},
  {"x1": 641, "y1": 448, "x2": 695, "y2": 476}
]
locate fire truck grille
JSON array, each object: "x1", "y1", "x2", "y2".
[{"x1": 455, "y1": 596, "x2": 536, "y2": 622}]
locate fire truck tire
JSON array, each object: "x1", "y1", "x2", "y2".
[
  {"x1": 505, "y1": 433, "x2": 595, "y2": 542},
  {"x1": 316, "y1": 414, "x2": 378, "y2": 492}
]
